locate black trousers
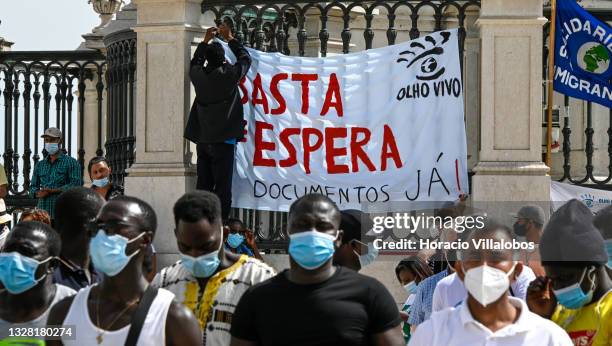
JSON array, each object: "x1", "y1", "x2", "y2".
[{"x1": 197, "y1": 143, "x2": 235, "y2": 220}]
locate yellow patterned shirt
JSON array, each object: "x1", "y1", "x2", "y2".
[
  {"x1": 152, "y1": 255, "x2": 276, "y2": 346},
  {"x1": 552, "y1": 289, "x2": 612, "y2": 346}
]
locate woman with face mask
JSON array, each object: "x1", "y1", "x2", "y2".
[{"x1": 395, "y1": 256, "x2": 433, "y2": 343}]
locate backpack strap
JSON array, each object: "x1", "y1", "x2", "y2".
[{"x1": 124, "y1": 285, "x2": 159, "y2": 346}]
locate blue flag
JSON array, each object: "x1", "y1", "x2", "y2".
[{"x1": 554, "y1": 0, "x2": 612, "y2": 108}]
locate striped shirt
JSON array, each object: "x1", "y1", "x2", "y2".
[
  {"x1": 29, "y1": 152, "x2": 83, "y2": 219},
  {"x1": 152, "y1": 255, "x2": 276, "y2": 346}
]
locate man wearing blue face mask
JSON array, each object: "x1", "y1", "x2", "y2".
[
  {"x1": 224, "y1": 218, "x2": 264, "y2": 261},
  {"x1": 152, "y1": 191, "x2": 275, "y2": 346},
  {"x1": 29, "y1": 128, "x2": 83, "y2": 222},
  {"x1": 88, "y1": 157, "x2": 124, "y2": 201},
  {"x1": 332, "y1": 209, "x2": 379, "y2": 272},
  {"x1": 0, "y1": 221, "x2": 75, "y2": 341},
  {"x1": 46, "y1": 196, "x2": 202, "y2": 346},
  {"x1": 230, "y1": 193, "x2": 405, "y2": 346},
  {"x1": 527, "y1": 199, "x2": 612, "y2": 346}
]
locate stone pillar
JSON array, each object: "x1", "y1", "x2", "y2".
[
  {"x1": 472, "y1": 0, "x2": 550, "y2": 204},
  {"x1": 126, "y1": 0, "x2": 201, "y2": 268},
  {"x1": 78, "y1": 76, "x2": 107, "y2": 185}
]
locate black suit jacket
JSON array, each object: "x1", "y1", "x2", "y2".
[{"x1": 185, "y1": 39, "x2": 252, "y2": 144}]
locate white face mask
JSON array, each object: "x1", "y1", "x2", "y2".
[{"x1": 462, "y1": 262, "x2": 516, "y2": 307}]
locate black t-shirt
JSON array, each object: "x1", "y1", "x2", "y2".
[{"x1": 230, "y1": 266, "x2": 401, "y2": 346}]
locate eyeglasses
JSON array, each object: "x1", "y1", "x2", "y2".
[{"x1": 86, "y1": 220, "x2": 143, "y2": 236}]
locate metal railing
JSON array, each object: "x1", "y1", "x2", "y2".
[
  {"x1": 203, "y1": 0, "x2": 482, "y2": 251},
  {"x1": 0, "y1": 50, "x2": 106, "y2": 211},
  {"x1": 0, "y1": 28, "x2": 137, "y2": 215},
  {"x1": 104, "y1": 29, "x2": 137, "y2": 187},
  {"x1": 544, "y1": 7, "x2": 612, "y2": 190}
]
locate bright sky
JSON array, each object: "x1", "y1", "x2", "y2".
[{"x1": 2, "y1": 0, "x2": 100, "y2": 50}]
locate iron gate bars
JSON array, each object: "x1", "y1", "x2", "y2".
[{"x1": 0, "y1": 50, "x2": 106, "y2": 196}]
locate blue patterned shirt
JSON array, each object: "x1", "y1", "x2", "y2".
[
  {"x1": 29, "y1": 152, "x2": 83, "y2": 219},
  {"x1": 408, "y1": 269, "x2": 449, "y2": 326}
]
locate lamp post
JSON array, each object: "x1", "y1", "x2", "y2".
[{"x1": 89, "y1": 0, "x2": 124, "y2": 32}]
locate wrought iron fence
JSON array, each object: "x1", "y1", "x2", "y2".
[
  {"x1": 203, "y1": 0, "x2": 481, "y2": 251},
  {"x1": 0, "y1": 50, "x2": 106, "y2": 212},
  {"x1": 104, "y1": 29, "x2": 137, "y2": 187},
  {"x1": 0, "y1": 29, "x2": 136, "y2": 216},
  {"x1": 543, "y1": 7, "x2": 612, "y2": 190}
]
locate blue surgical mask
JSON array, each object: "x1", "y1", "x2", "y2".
[
  {"x1": 92, "y1": 177, "x2": 110, "y2": 188},
  {"x1": 227, "y1": 233, "x2": 245, "y2": 249},
  {"x1": 289, "y1": 230, "x2": 338, "y2": 270},
  {"x1": 90, "y1": 230, "x2": 145, "y2": 277},
  {"x1": 606, "y1": 239, "x2": 612, "y2": 270},
  {"x1": 181, "y1": 235, "x2": 223, "y2": 278},
  {"x1": 354, "y1": 240, "x2": 379, "y2": 268},
  {"x1": 0, "y1": 252, "x2": 54, "y2": 294},
  {"x1": 404, "y1": 280, "x2": 417, "y2": 295},
  {"x1": 44, "y1": 143, "x2": 60, "y2": 155},
  {"x1": 553, "y1": 266, "x2": 596, "y2": 310}
]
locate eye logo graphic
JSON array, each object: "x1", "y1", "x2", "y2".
[
  {"x1": 580, "y1": 193, "x2": 595, "y2": 208},
  {"x1": 396, "y1": 31, "x2": 451, "y2": 81}
]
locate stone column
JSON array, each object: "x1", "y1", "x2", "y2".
[
  {"x1": 78, "y1": 76, "x2": 107, "y2": 185},
  {"x1": 472, "y1": 0, "x2": 550, "y2": 205},
  {"x1": 126, "y1": 0, "x2": 201, "y2": 268}
]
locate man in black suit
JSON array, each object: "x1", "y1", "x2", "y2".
[{"x1": 185, "y1": 21, "x2": 251, "y2": 220}]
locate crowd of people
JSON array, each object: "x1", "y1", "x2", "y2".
[
  {"x1": 0, "y1": 20, "x2": 611, "y2": 346},
  {"x1": 0, "y1": 178, "x2": 611, "y2": 345},
  {"x1": 0, "y1": 95, "x2": 609, "y2": 346}
]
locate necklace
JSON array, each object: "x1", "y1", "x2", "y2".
[{"x1": 95, "y1": 288, "x2": 140, "y2": 344}]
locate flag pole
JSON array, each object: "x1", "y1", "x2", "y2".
[{"x1": 546, "y1": 0, "x2": 557, "y2": 168}]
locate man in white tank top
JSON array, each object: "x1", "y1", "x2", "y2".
[
  {"x1": 46, "y1": 196, "x2": 202, "y2": 346},
  {"x1": 0, "y1": 221, "x2": 76, "y2": 342}
]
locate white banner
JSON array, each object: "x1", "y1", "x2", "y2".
[
  {"x1": 222, "y1": 29, "x2": 468, "y2": 211},
  {"x1": 551, "y1": 181, "x2": 612, "y2": 213}
]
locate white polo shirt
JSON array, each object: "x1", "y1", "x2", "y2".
[
  {"x1": 432, "y1": 266, "x2": 536, "y2": 312},
  {"x1": 409, "y1": 297, "x2": 573, "y2": 346}
]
